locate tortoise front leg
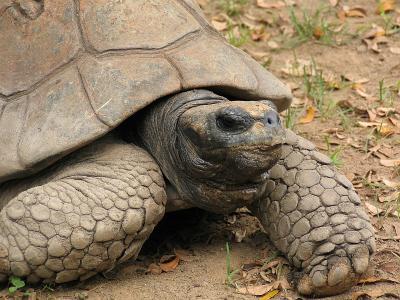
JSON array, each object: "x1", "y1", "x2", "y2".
[
  {"x1": 0, "y1": 136, "x2": 166, "y2": 284},
  {"x1": 251, "y1": 130, "x2": 375, "y2": 297}
]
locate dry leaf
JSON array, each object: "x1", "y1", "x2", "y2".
[
  {"x1": 159, "y1": 255, "x2": 180, "y2": 272},
  {"x1": 211, "y1": 20, "x2": 228, "y2": 31},
  {"x1": 343, "y1": 6, "x2": 367, "y2": 18},
  {"x1": 363, "y1": 25, "x2": 385, "y2": 39},
  {"x1": 390, "y1": 47, "x2": 400, "y2": 54},
  {"x1": 393, "y1": 223, "x2": 400, "y2": 236},
  {"x1": 355, "y1": 87, "x2": 374, "y2": 100},
  {"x1": 251, "y1": 28, "x2": 271, "y2": 41},
  {"x1": 261, "y1": 259, "x2": 281, "y2": 271},
  {"x1": 352, "y1": 290, "x2": 399, "y2": 300},
  {"x1": 358, "y1": 121, "x2": 381, "y2": 127},
  {"x1": 146, "y1": 263, "x2": 162, "y2": 275},
  {"x1": 367, "y1": 109, "x2": 377, "y2": 121},
  {"x1": 267, "y1": 40, "x2": 279, "y2": 49},
  {"x1": 380, "y1": 261, "x2": 398, "y2": 274},
  {"x1": 237, "y1": 284, "x2": 273, "y2": 296},
  {"x1": 379, "y1": 191, "x2": 400, "y2": 203},
  {"x1": 298, "y1": 106, "x2": 316, "y2": 124},
  {"x1": 260, "y1": 289, "x2": 279, "y2": 300},
  {"x1": 337, "y1": 9, "x2": 346, "y2": 21},
  {"x1": 377, "y1": 0, "x2": 396, "y2": 14},
  {"x1": 365, "y1": 202, "x2": 383, "y2": 215},
  {"x1": 358, "y1": 276, "x2": 400, "y2": 284},
  {"x1": 389, "y1": 117, "x2": 400, "y2": 127},
  {"x1": 376, "y1": 124, "x2": 396, "y2": 136},
  {"x1": 174, "y1": 249, "x2": 193, "y2": 262},
  {"x1": 362, "y1": 36, "x2": 389, "y2": 53},
  {"x1": 245, "y1": 49, "x2": 270, "y2": 60},
  {"x1": 313, "y1": 26, "x2": 324, "y2": 39},
  {"x1": 380, "y1": 159, "x2": 400, "y2": 167},
  {"x1": 256, "y1": 0, "x2": 286, "y2": 9},
  {"x1": 382, "y1": 178, "x2": 400, "y2": 188},
  {"x1": 281, "y1": 59, "x2": 313, "y2": 77}
]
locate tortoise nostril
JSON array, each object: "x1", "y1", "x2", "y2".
[{"x1": 264, "y1": 110, "x2": 281, "y2": 128}]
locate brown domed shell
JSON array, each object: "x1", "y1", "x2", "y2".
[{"x1": 0, "y1": 0, "x2": 291, "y2": 183}]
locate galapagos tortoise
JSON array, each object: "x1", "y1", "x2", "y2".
[{"x1": 0, "y1": 0, "x2": 374, "y2": 296}]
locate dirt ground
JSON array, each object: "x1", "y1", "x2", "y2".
[{"x1": 2, "y1": 0, "x2": 400, "y2": 299}]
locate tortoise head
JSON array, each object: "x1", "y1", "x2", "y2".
[{"x1": 133, "y1": 90, "x2": 285, "y2": 213}]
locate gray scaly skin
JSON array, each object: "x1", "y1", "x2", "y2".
[
  {"x1": 0, "y1": 138, "x2": 166, "y2": 284},
  {"x1": 0, "y1": 90, "x2": 374, "y2": 297},
  {"x1": 253, "y1": 130, "x2": 375, "y2": 296},
  {"x1": 0, "y1": 90, "x2": 284, "y2": 285}
]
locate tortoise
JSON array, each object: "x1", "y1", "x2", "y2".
[{"x1": 0, "y1": 0, "x2": 375, "y2": 296}]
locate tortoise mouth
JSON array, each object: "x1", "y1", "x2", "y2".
[
  {"x1": 209, "y1": 143, "x2": 282, "y2": 153},
  {"x1": 212, "y1": 174, "x2": 268, "y2": 192}
]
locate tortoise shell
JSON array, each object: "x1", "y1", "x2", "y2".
[{"x1": 0, "y1": 0, "x2": 291, "y2": 183}]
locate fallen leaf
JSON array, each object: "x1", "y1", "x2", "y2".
[
  {"x1": 352, "y1": 290, "x2": 399, "y2": 300},
  {"x1": 378, "y1": 192, "x2": 400, "y2": 203},
  {"x1": 380, "y1": 261, "x2": 398, "y2": 274},
  {"x1": 367, "y1": 109, "x2": 377, "y2": 121},
  {"x1": 363, "y1": 25, "x2": 386, "y2": 39},
  {"x1": 174, "y1": 248, "x2": 193, "y2": 262},
  {"x1": 382, "y1": 178, "x2": 400, "y2": 188},
  {"x1": 343, "y1": 6, "x2": 367, "y2": 18},
  {"x1": 298, "y1": 106, "x2": 316, "y2": 124},
  {"x1": 389, "y1": 117, "x2": 400, "y2": 127},
  {"x1": 393, "y1": 223, "x2": 400, "y2": 236},
  {"x1": 211, "y1": 19, "x2": 228, "y2": 31},
  {"x1": 390, "y1": 47, "x2": 400, "y2": 54},
  {"x1": 377, "y1": 0, "x2": 396, "y2": 14},
  {"x1": 159, "y1": 255, "x2": 180, "y2": 272},
  {"x1": 256, "y1": 0, "x2": 286, "y2": 9},
  {"x1": 313, "y1": 26, "x2": 325, "y2": 39},
  {"x1": 146, "y1": 263, "x2": 162, "y2": 275},
  {"x1": 363, "y1": 35, "x2": 390, "y2": 53},
  {"x1": 267, "y1": 40, "x2": 279, "y2": 49},
  {"x1": 380, "y1": 159, "x2": 400, "y2": 167},
  {"x1": 273, "y1": 278, "x2": 291, "y2": 290},
  {"x1": 365, "y1": 202, "x2": 383, "y2": 215},
  {"x1": 260, "y1": 289, "x2": 279, "y2": 300},
  {"x1": 237, "y1": 284, "x2": 273, "y2": 296},
  {"x1": 376, "y1": 123, "x2": 396, "y2": 136},
  {"x1": 358, "y1": 121, "x2": 381, "y2": 127},
  {"x1": 261, "y1": 259, "x2": 281, "y2": 271},
  {"x1": 251, "y1": 28, "x2": 271, "y2": 41},
  {"x1": 377, "y1": 107, "x2": 396, "y2": 116},
  {"x1": 245, "y1": 49, "x2": 270, "y2": 60},
  {"x1": 358, "y1": 276, "x2": 400, "y2": 284},
  {"x1": 355, "y1": 87, "x2": 375, "y2": 100},
  {"x1": 281, "y1": 59, "x2": 314, "y2": 77}
]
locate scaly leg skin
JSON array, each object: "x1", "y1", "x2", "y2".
[
  {"x1": 252, "y1": 130, "x2": 375, "y2": 297},
  {"x1": 0, "y1": 136, "x2": 166, "y2": 284}
]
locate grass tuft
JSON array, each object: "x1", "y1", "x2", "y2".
[
  {"x1": 288, "y1": 6, "x2": 337, "y2": 46},
  {"x1": 218, "y1": 0, "x2": 248, "y2": 17},
  {"x1": 225, "y1": 242, "x2": 240, "y2": 286}
]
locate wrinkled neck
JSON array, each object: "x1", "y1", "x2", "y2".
[{"x1": 134, "y1": 90, "x2": 226, "y2": 209}]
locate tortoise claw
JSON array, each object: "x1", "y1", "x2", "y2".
[{"x1": 296, "y1": 246, "x2": 371, "y2": 297}]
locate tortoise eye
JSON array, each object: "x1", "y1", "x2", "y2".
[{"x1": 216, "y1": 107, "x2": 253, "y2": 132}]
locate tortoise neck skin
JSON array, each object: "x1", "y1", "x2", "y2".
[{"x1": 132, "y1": 90, "x2": 285, "y2": 213}]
